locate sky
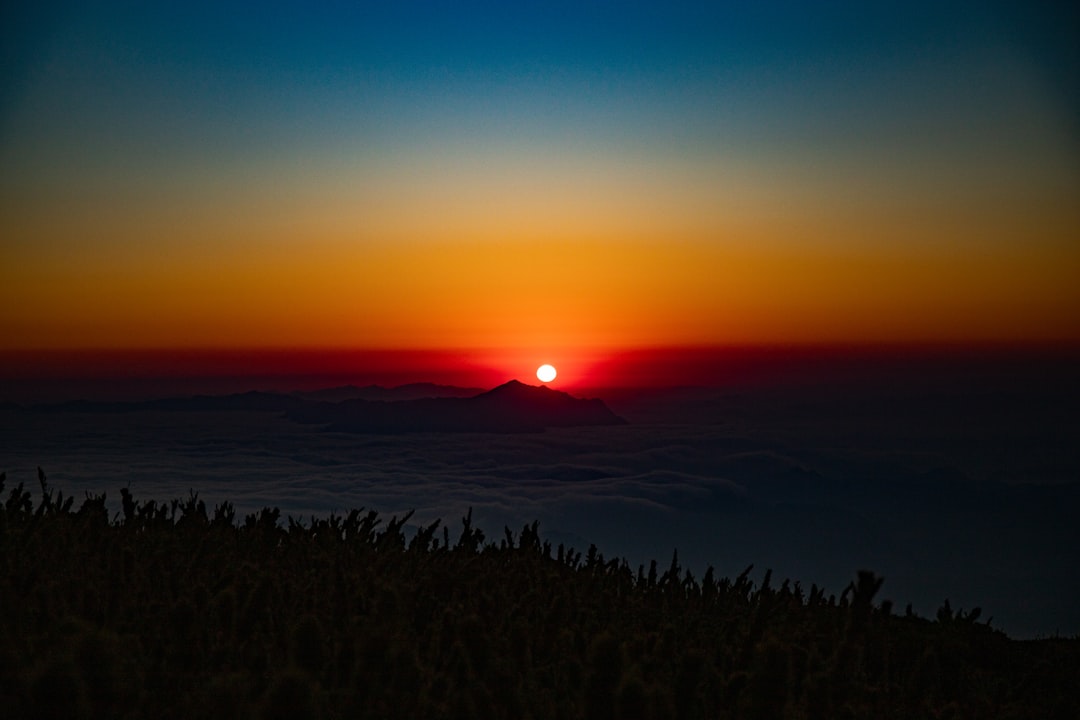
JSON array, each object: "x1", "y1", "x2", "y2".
[{"x1": 1, "y1": 1, "x2": 1078, "y2": 382}]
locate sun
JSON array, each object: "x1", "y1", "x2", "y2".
[{"x1": 536, "y1": 364, "x2": 557, "y2": 383}]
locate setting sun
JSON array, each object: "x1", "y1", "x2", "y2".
[{"x1": 536, "y1": 364, "x2": 557, "y2": 383}]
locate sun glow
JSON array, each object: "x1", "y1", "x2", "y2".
[{"x1": 536, "y1": 364, "x2": 557, "y2": 383}]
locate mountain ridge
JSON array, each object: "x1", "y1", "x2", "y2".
[
  {"x1": 292, "y1": 382, "x2": 485, "y2": 403},
  {"x1": 26, "y1": 381, "x2": 626, "y2": 434},
  {"x1": 290, "y1": 379, "x2": 626, "y2": 433}
]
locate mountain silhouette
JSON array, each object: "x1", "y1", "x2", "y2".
[
  {"x1": 289, "y1": 380, "x2": 626, "y2": 433},
  {"x1": 292, "y1": 382, "x2": 485, "y2": 403},
  {"x1": 37, "y1": 391, "x2": 310, "y2": 414},
  {"x1": 28, "y1": 382, "x2": 626, "y2": 434}
]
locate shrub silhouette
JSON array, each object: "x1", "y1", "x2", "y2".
[{"x1": 0, "y1": 469, "x2": 1077, "y2": 718}]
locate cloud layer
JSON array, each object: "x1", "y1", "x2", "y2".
[{"x1": 3, "y1": 380, "x2": 1078, "y2": 638}]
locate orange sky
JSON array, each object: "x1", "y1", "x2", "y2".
[
  {"x1": 4, "y1": 200, "x2": 1078, "y2": 356},
  {"x1": 2, "y1": 2, "x2": 1079, "y2": 376}
]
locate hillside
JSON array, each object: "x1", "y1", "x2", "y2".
[{"x1": 1, "y1": 475, "x2": 1077, "y2": 719}]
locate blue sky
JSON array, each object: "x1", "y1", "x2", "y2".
[{"x1": 2, "y1": 1, "x2": 1078, "y2": 351}]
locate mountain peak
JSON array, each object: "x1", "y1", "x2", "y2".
[{"x1": 486, "y1": 378, "x2": 545, "y2": 393}]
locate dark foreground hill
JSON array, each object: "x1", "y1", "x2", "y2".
[{"x1": 1, "y1": 475, "x2": 1077, "y2": 719}]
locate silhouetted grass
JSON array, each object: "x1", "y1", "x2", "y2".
[{"x1": 1, "y1": 469, "x2": 1077, "y2": 719}]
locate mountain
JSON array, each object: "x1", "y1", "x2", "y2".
[
  {"x1": 27, "y1": 381, "x2": 626, "y2": 434},
  {"x1": 36, "y1": 391, "x2": 310, "y2": 414},
  {"x1": 289, "y1": 380, "x2": 626, "y2": 433},
  {"x1": 32, "y1": 384, "x2": 485, "y2": 413},
  {"x1": 292, "y1": 383, "x2": 485, "y2": 403}
]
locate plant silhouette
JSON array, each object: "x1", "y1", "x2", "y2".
[{"x1": 1, "y1": 470, "x2": 1077, "y2": 718}]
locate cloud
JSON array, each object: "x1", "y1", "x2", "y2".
[{"x1": 3, "y1": 381, "x2": 1079, "y2": 639}]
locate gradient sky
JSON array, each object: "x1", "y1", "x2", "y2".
[{"x1": 2, "y1": 2, "x2": 1078, "y2": 370}]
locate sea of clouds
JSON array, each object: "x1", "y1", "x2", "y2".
[{"x1": 3, "y1": 379, "x2": 1078, "y2": 639}]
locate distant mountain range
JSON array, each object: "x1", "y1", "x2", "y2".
[
  {"x1": 288, "y1": 380, "x2": 625, "y2": 433},
  {"x1": 292, "y1": 382, "x2": 485, "y2": 403},
  {"x1": 29, "y1": 381, "x2": 626, "y2": 433}
]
